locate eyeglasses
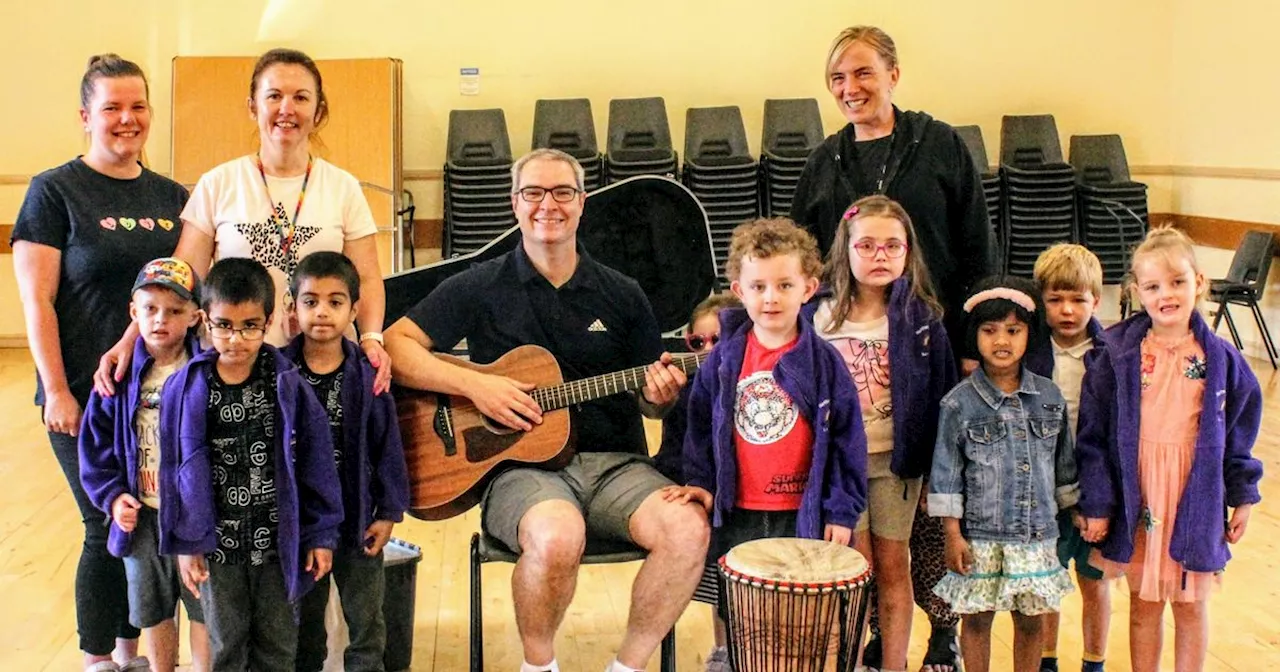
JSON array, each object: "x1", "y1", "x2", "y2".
[
  {"x1": 207, "y1": 322, "x2": 266, "y2": 341},
  {"x1": 851, "y1": 240, "x2": 909, "y2": 259},
  {"x1": 516, "y1": 186, "x2": 580, "y2": 203},
  {"x1": 684, "y1": 332, "x2": 720, "y2": 351}
]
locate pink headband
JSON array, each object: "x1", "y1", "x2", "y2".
[
  {"x1": 842, "y1": 205, "x2": 859, "y2": 221},
  {"x1": 963, "y1": 287, "x2": 1037, "y2": 313}
]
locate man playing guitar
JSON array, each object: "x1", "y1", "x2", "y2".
[{"x1": 385, "y1": 149, "x2": 710, "y2": 672}]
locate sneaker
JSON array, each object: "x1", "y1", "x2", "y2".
[
  {"x1": 117, "y1": 657, "x2": 151, "y2": 672},
  {"x1": 705, "y1": 646, "x2": 732, "y2": 672},
  {"x1": 84, "y1": 663, "x2": 120, "y2": 672}
]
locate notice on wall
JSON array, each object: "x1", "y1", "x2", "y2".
[{"x1": 460, "y1": 68, "x2": 480, "y2": 96}]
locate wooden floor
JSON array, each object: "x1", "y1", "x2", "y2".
[{"x1": 1, "y1": 347, "x2": 1277, "y2": 671}]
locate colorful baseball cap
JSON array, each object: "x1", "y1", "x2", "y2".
[{"x1": 132, "y1": 257, "x2": 199, "y2": 302}]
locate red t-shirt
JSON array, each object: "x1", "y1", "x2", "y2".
[{"x1": 733, "y1": 331, "x2": 814, "y2": 510}]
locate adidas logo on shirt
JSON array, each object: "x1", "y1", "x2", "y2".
[{"x1": 588, "y1": 319, "x2": 608, "y2": 332}]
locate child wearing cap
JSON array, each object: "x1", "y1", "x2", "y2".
[{"x1": 79, "y1": 257, "x2": 210, "y2": 672}]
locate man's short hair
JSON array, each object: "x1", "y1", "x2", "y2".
[{"x1": 511, "y1": 148, "x2": 585, "y2": 193}]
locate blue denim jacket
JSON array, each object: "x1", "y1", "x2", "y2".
[{"x1": 928, "y1": 367, "x2": 1080, "y2": 543}]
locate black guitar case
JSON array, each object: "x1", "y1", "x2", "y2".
[{"x1": 384, "y1": 175, "x2": 717, "y2": 334}]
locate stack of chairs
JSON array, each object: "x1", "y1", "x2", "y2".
[
  {"x1": 1069, "y1": 134, "x2": 1148, "y2": 286},
  {"x1": 955, "y1": 125, "x2": 1003, "y2": 263},
  {"x1": 759, "y1": 98, "x2": 824, "y2": 217},
  {"x1": 443, "y1": 109, "x2": 516, "y2": 258},
  {"x1": 682, "y1": 106, "x2": 760, "y2": 286},
  {"x1": 605, "y1": 97, "x2": 678, "y2": 184},
  {"x1": 998, "y1": 115, "x2": 1078, "y2": 277},
  {"x1": 531, "y1": 99, "x2": 604, "y2": 192}
]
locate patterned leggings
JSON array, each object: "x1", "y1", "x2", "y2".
[{"x1": 869, "y1": 504, "x2": 960, "y2": 634}]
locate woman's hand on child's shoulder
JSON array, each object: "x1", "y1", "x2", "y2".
[
  {"x1": 1081, "y1": 517, "x2": 1110, "y2": 544},
  {"x1": 659, "y1": 485, "x2": 713, "y2": 512},
  {"x1": 1226, "y1": 503, "x2": 1253, "y2": 544}
]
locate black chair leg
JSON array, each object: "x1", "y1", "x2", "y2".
[
  {"x1": 660, "y1": 629, "x2": 676, "y2": 672},
  {"x1": 1212, "y1": 300, "x2": 1226, "y2": 331},
  {"x1": 470, "y1": 534, "x2": 483, "y2": 672},
  {"x1": 1222, "y1": 304, "x2": 1245, "y2": 351},
  {"x1": 1248, "y1": 299, "x2": 1279, "y2": 369}
]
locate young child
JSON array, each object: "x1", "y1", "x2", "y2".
[
  {"x1": 157, "y1": 257, "x2": 343, "y2": 671},
  {"x1": 1028, "y1": 244, "x2": 1111, "y2": 672},
  {"x1": 286, "y1": 252, "x2": 410, "y2": 672},
  {"x1": 929, "y1": 276, "x2": 1079, "y2": 672},
  {"x1": 1077, "y1": 228, "x2": 1263, "y2": 672},
  {"x1": 666, "y1": 217, "x2": 868, "y2": 653},
  {"x1": 79, "y1": 258, "x2": 209, "y2": 672},
  {"x1": 809, "y1": 196, "x2": 957, "y2": 672},
  {"x1": 650, "y1": 292, "x2": 741, "y2": 672}
]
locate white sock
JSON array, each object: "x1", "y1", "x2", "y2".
[
  {"x1": 605, "y1": 658, "x2": 644, "y2": 672},
  {"x1": 521, "y1": 659, "x2": 560, "y2": 672}
]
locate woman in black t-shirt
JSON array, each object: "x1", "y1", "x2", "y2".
[{"x1": 11, "y1": 54, "x2": 187, "y2": 671}]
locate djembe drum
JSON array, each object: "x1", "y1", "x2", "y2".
[{"x1": 719, "y1": 538, "x2": 873, "y2": 672}]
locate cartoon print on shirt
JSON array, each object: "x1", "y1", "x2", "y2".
[{"x1": 735, "y1": 370, "x2": 800, "y2": 444}]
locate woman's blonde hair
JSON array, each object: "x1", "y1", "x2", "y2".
[
  {"x1": 825, "y1": 26, "x2": 899, "y2": 84},
  {"x1": 822, "y1": 195, "x2": 942, "y2": 333},
  {"x1": 1129, "y1": 226, "x2": 1206, "y2": 301}
]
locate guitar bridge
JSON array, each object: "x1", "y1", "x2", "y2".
[{"x1": 433, "y1": 395, "x2": 456, "y2": 456}]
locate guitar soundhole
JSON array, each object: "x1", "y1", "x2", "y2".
[{"x1": 463, "y1": 423, "x2": 524, "y2": 463}]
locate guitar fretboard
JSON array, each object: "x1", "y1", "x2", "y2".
[{"x1": 529, "y1": 352, "x2": 708, "y2": 411}]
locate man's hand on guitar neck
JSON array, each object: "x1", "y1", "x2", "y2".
[
  {"x1": 466, "y1": 369, "x2": 543, "y2": 432},
  {"x1": 638, "y1": 352, "x2": 688, "y2": 418}
]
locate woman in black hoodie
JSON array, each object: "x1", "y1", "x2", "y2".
[{"x1": 792, "y1": 26, "x2": 997, "y2": 672}]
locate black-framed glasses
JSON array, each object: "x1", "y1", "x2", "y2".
[
  {"x1": 684, "y1": 332, "x2": 720, "y2": 351},
  {"x1": 516, "y1": 186, "x2": 580, "y2": 203},
  {"x1": 851, "y1": 240, "x2": 909, "y2": 259},
  {"x1": 207, "y1": 322, "x2": 266, "y2": 341}
]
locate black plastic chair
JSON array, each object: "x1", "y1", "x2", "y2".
[
  {"x1": 1069, "y1": 134, "x2": 1131, "y2": 185},
  {"x1": 469, "y1": 531, "x2": 677, "y2": 672},
  {"x1": 1000, "y1": 115, "x2": 1064, "y2": 168},
  {"x1": 448, "y1": 109, "x2": 513, "y2": 167},
  {"x1": 1210, "y1": 230, "x2": 1278, "y2": 368}
]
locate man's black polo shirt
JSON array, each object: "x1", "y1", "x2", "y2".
[{"x1": 406, "y1": 243, "x2": 663, "y2": 455}]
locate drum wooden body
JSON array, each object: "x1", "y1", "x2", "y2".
[{"x1": 719, "y1": 538, "x2": 874, "y2": 672}]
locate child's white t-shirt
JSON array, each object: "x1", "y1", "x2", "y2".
[
  {"x1": 1051, "y1": 337, "x2": 1094, "y2": 433},
  {"x1": 181, "y1": 156, "x2": 378, "y2": 345},
  {"x1": 135, "y1": 353, "x2": 188, "y2": 509},
  {"x1": 814, "y1": 300, "x2": 894, "y2": 455}
]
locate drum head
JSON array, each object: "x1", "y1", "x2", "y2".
[{"x1": 724, "y1": 538, "x2": 869, "y2": 586}]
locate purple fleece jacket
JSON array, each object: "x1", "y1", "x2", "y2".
[
  {"x1": 78, "y1": 335, "x2": 201, "y2": 557},
  {"x1": 806, "y1": 277, "x2": 958, "y2": 479},
  {"x1": 1076, "y1": 311, "x2": 1263, "y2": 572},
  {"x1": 156, "y1": 344, "x2": 344, "y2": 601},
  {"x1": 683, "y1": 307, "x2": 868, "y2": 538},
  {"x1": 283, "y1": 336, "x2": 410, "y2": 549}
]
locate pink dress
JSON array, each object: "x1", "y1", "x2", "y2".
[{"x1": 1095, "y1": 333, "x2": 1220, "y2": 602}]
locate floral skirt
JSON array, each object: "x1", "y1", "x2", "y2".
[{"x1": 932, "y1": 539, "x2": 1073, "y2": 615}]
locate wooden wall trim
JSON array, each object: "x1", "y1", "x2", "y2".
[
  {"x1": 1, "y1": 224, "x2": 11, "y2": 253},
  {"x1": 1166, "y1": 214, "x2": 1280, "y2": 256},
  {"x1": 404, "y1": 168, "x2": 443, "y2": 181}
]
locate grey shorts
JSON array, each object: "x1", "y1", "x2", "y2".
[
  {"x1": 854, "y1": 451, "x2": 923, "y2": 542},
  {"x1": 481, "y1": 452, "x2": 673, "y2": 553},
  {"x1": 124, "y1": 506, "x2": 204, "y2": 628}
]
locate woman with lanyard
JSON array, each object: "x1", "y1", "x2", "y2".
[
  {"x1": 13, "y1": 54, "x2": 189, "y2": 672},
  {"x1": 791, "y1": 26, "x2": 995, "y2": 672},
  {"x1": 95, "y1": 48, "x2": 391, "y2": 394}
]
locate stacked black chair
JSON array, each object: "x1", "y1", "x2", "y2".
[
  {"x1": 1069, "y1": 134, "x2": 1149, "y2": 286},
  {"x1": 1209, "y1": 230, "x2": 1278, "y2": 369},
  {"x1": 682, "y1": 106, "x2": 760, "y2": 287},
  {"x1": 443, "y1": 109, "x2": 516, "y2": 258},
  {"x1": 998, "y1": 115, "x2": 1078, "y2": 277},
  {"x1": 956, "y1": 125, "x2": 1003, "y2": 263},
  {"x1": 531, "y1": 98, "x2": 604, "y2": 192},
  {"x1": 759, "y1": 98, "x2": 824, "y2": 217},
  {"x1": 605, "y1": 97, "x2": 678, "y2": 183}
]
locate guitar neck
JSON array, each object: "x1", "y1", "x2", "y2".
[{"x1": 530, "y1": 351, "x2": 708, "y2": 411}]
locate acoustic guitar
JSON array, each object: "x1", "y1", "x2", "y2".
[{"x1": 395, "y1": 344, "x2": 708, "y2": 520}]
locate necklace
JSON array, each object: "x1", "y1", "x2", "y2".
[
  {"x1": 254, "y1": 154, "x2": 313, "y2": 256},
  {"x1": 872, "y1": 130, "x2": 895, "y2": 193}
]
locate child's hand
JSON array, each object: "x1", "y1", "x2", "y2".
[
  {"x1": 111, "y1": 493, "x2": 142, "y2": 533},
  {"x1": 1226, "y1": 503, "x2": 1252, "y2": 544},
  {"x1": 178, "y1": 554, "x2": 209, "y2": 598},
  {"x1": 1072, "y1": 510, "x2": 1087, "y2": 532},
  {"x1": 364, "y1": 520, "x2": 395, "y2": 557},
  {"x1": 1081, "y1": 517, "x2": 1110, "y2": 543},
  {"x1": 306, "y1": 548, "x2": 333, "y2": 581},
  {"x1": 944, "y1": 532, "x2": 973, "y2": 575},
  {"x1": 823, "y1": 524, "x2": 852, "y2": 546},
  {"x1": 659, "y1": 485, "x2": 713, "y2": 512}
]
